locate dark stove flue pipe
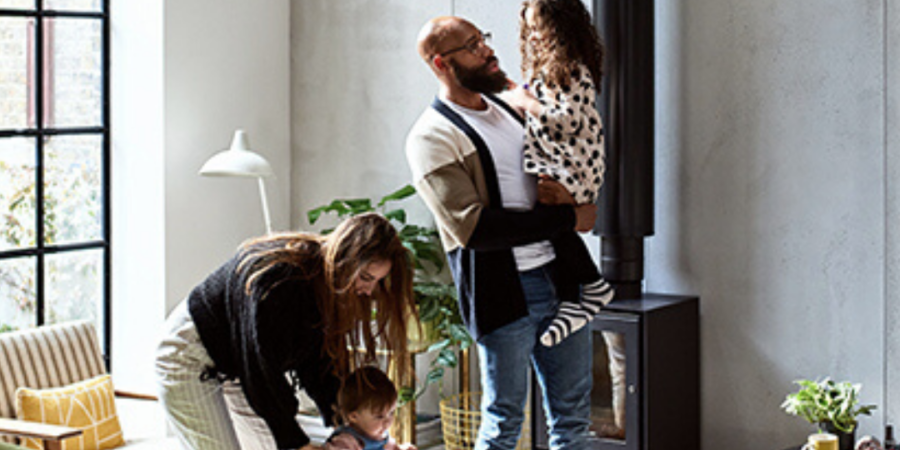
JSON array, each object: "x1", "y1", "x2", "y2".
[{"x1": 594, "y1": 0, "x2": 655, "y2": 299}]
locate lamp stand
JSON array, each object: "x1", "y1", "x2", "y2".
[{"x1": 257, "y1": 177, "x2": 272, "y2": 234}]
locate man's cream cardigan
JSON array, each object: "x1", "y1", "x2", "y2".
[{"x1": 405, "y1": 96, "x2": 593, "y2": 339}]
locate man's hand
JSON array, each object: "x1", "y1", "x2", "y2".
[
  {"x1": 299, "y1": 444, "x2": 322, "y2": 450},
  {"x1": 574, "y1": 203, "x2": 597, "y2": 233},
  {"x1": 536, "y1": 175, "x2": 593, "y2": 231},
  {"x1": 323, "y1": 433, "x2": 362, "y2": 450},
  {"x1": 537, "y1": 176, "x2": 575, "y2": 205}
]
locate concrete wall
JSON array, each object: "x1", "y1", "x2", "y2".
[
  {"x1": 887, "y1": 0, "x2": 899, "y2": 434},
  {"x1": 650, "y1": 0, "x2": 886, "y2": 446},
  {"x1": 292, "y1": 0, "x2": 895, "y2": 448},
  {"x1": 290, "y1": 0, "x2": 444, "y2": 230}
]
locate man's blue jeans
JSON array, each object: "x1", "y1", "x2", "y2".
[{"x1": 474, "y1": 266, "x2": 593, "y2": 450}]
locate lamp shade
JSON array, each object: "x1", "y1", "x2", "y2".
[{"x1": 199, "y1": 130, "x2": 274, "y2": 178}]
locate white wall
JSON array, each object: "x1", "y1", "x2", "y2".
[
  {"x1": 164, "y1": 0, "x2": 292, "y2": 312},
  {"x1": 291, "y1": 1, "x2": 896, "y2": 448},
  {"x1": 111, "y1": 0, "x2": 166, "y2": 392},
  {"x1": 111, "y1": 0, "x2": 292, "y2": 393}
]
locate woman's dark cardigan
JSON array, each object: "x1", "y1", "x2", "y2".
[{"x1": 187, "y1": 247, "x2": 340, "y2": 449}]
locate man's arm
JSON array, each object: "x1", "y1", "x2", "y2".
[
  {"x1": 406, "y1": 118, "x2": 594, "y2": 251},
  {"x1": 465, "y1": 203, "x2": 595, "y2": 251}
]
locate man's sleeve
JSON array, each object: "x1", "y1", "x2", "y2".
[{"x1": 406, "y1": 117, "x2": 576, "y2": 251}]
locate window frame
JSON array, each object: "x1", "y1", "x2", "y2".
[{"x1": 0, "y1": 0, "x2": 111, "y2": 366}]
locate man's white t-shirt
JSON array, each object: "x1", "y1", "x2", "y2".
[{"x1": 443, "y1": 96, "x2": 555, "y2": 271}]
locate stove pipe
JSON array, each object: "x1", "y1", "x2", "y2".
[{"x1": 594, "y1": 0, "x2": 655, "y2": 299}]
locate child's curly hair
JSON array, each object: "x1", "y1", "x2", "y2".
[
  {"x1": 519, "y1": 0, "x2": 605, "y2": 90},
  {"x1": 335, "y1": 366, "x2": 398, "y2": 426}
]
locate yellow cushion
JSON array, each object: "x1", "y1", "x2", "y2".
[{"x1": 15, "y1": 374, "x2": 125, "y2": 450}]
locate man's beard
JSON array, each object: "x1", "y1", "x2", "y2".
[{"x1": 449, "y1": 56, "x2": 508, "y2": 94}]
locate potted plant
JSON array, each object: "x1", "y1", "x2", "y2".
[
  {"x1": 781, "y1": 377, "x2": 877, "y2": 450},
  {"x1": 307, "y1": 184, "x2": 473, "y2": 402}
]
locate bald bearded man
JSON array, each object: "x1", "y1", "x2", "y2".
[{"x1": 405, "y1": 16, "x2": 597, "y2": 450}]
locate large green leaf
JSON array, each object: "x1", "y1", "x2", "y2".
[
  {"x1": 344, "y1": 198, "x2": 374, "y2": 215},
  {"x1": 449, "y1": 324, "x2": 473, "y2": 349},
  {"x1": 378, "y1": 184, "x2": 417, "y2": 206},
  {"x1": 307, "y1": 200, "x2": 350, "y2": 224},
  {"x1": 435, "y1": 348, "x2": 458, "y2": 368},
  {"x1": 384, "y1": 209, "x2": 407, "y2": 225},
  {"x1": 427, "y1": 338, "x2": 451, "y2": 354}
]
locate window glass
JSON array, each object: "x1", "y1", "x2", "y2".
[
  {"x1": 0, "y1": 137, "x2": 36, "y2": 251},
  {"x1": 45, "y1": 0, "x2": 101, "y2": 12},
  {"x1": 45, "y1": 17, "x2": 102, "y2": 128},
  {"x1": 45, "y1": 247, "x2": 101, "y2": 326},
  {"x1": 44, "y1": 134, "x2": 102, "y2": 244},
  {"x1": 0, "y1": 1, "x2": 33, "y2": 9},
  {"x1": 0, "y1": 17, "x2": 32, "y2": 130},
  {"x1": 0, "y1": 256, "x2": 36, "y2": 333}
]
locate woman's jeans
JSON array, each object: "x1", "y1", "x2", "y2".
[{"x1": 475, "y1": 266, "x2": 593, "y2": 450}]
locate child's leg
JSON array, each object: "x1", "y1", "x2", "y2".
[
  {"x1": 540, "y1": 277, "x2": 614, "y2": 347},
  {"x1": 582, "y1": 276, "x2": 614, "y2": 314}
]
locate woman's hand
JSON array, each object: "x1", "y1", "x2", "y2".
[{"x1": 300, "y1": 444, "x2": 322, "y2": 450}]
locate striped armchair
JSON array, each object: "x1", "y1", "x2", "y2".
[{"x1": 0, "y1": 321, "x2": 175, "y2": 449}]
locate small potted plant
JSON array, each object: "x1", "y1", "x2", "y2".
[{"x1": 781, "y1": 377, "x2": 877, "y2": 450}]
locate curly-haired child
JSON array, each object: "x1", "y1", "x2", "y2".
[{"x1": 506, "y1": 0, "x2": 614, "y2": 347}]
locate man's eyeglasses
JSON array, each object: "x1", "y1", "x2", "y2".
[{"x1": 439, "y1": 32, "x2": 492, "y2": 57}]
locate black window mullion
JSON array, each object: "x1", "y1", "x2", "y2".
[
  {"x1": 0, "y1": 241, "x2": 107, "y2": 260},
  {"x1": 101, "y1": 0, "x2": 111, "y2": 369},
  {"x1": 34, "y1": 0, "x2": 45, "y2": 327}
]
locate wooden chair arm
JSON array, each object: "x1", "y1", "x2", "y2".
[
  {"x1": 0, "y1": 417, "x2": 82, "y2": 450},
  {"x1": 114, "y1": 389, "x2": 158, "y2": 401}
]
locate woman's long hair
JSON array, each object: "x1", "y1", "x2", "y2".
[
  {"x1": 238, "y1": 213, "x2": 415, "y2": 381},
  {"x1": 519, "y1": 0, "x2": 604, "y2": 90}
]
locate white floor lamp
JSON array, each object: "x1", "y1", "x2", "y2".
[{"x1": 199, "y1": 129, "x2": 274, "y2": 234}]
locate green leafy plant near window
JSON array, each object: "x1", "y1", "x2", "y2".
[
  {"x1": 307, "y1": 184, "x2": 472, "y2": 402},
  {"x1": 781, "y1": 377, "x2": 876, "y2": 433}
]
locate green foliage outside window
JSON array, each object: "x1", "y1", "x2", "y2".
[{"x1": 0, "y1": 138, "x2": 101, "y2": 333}]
